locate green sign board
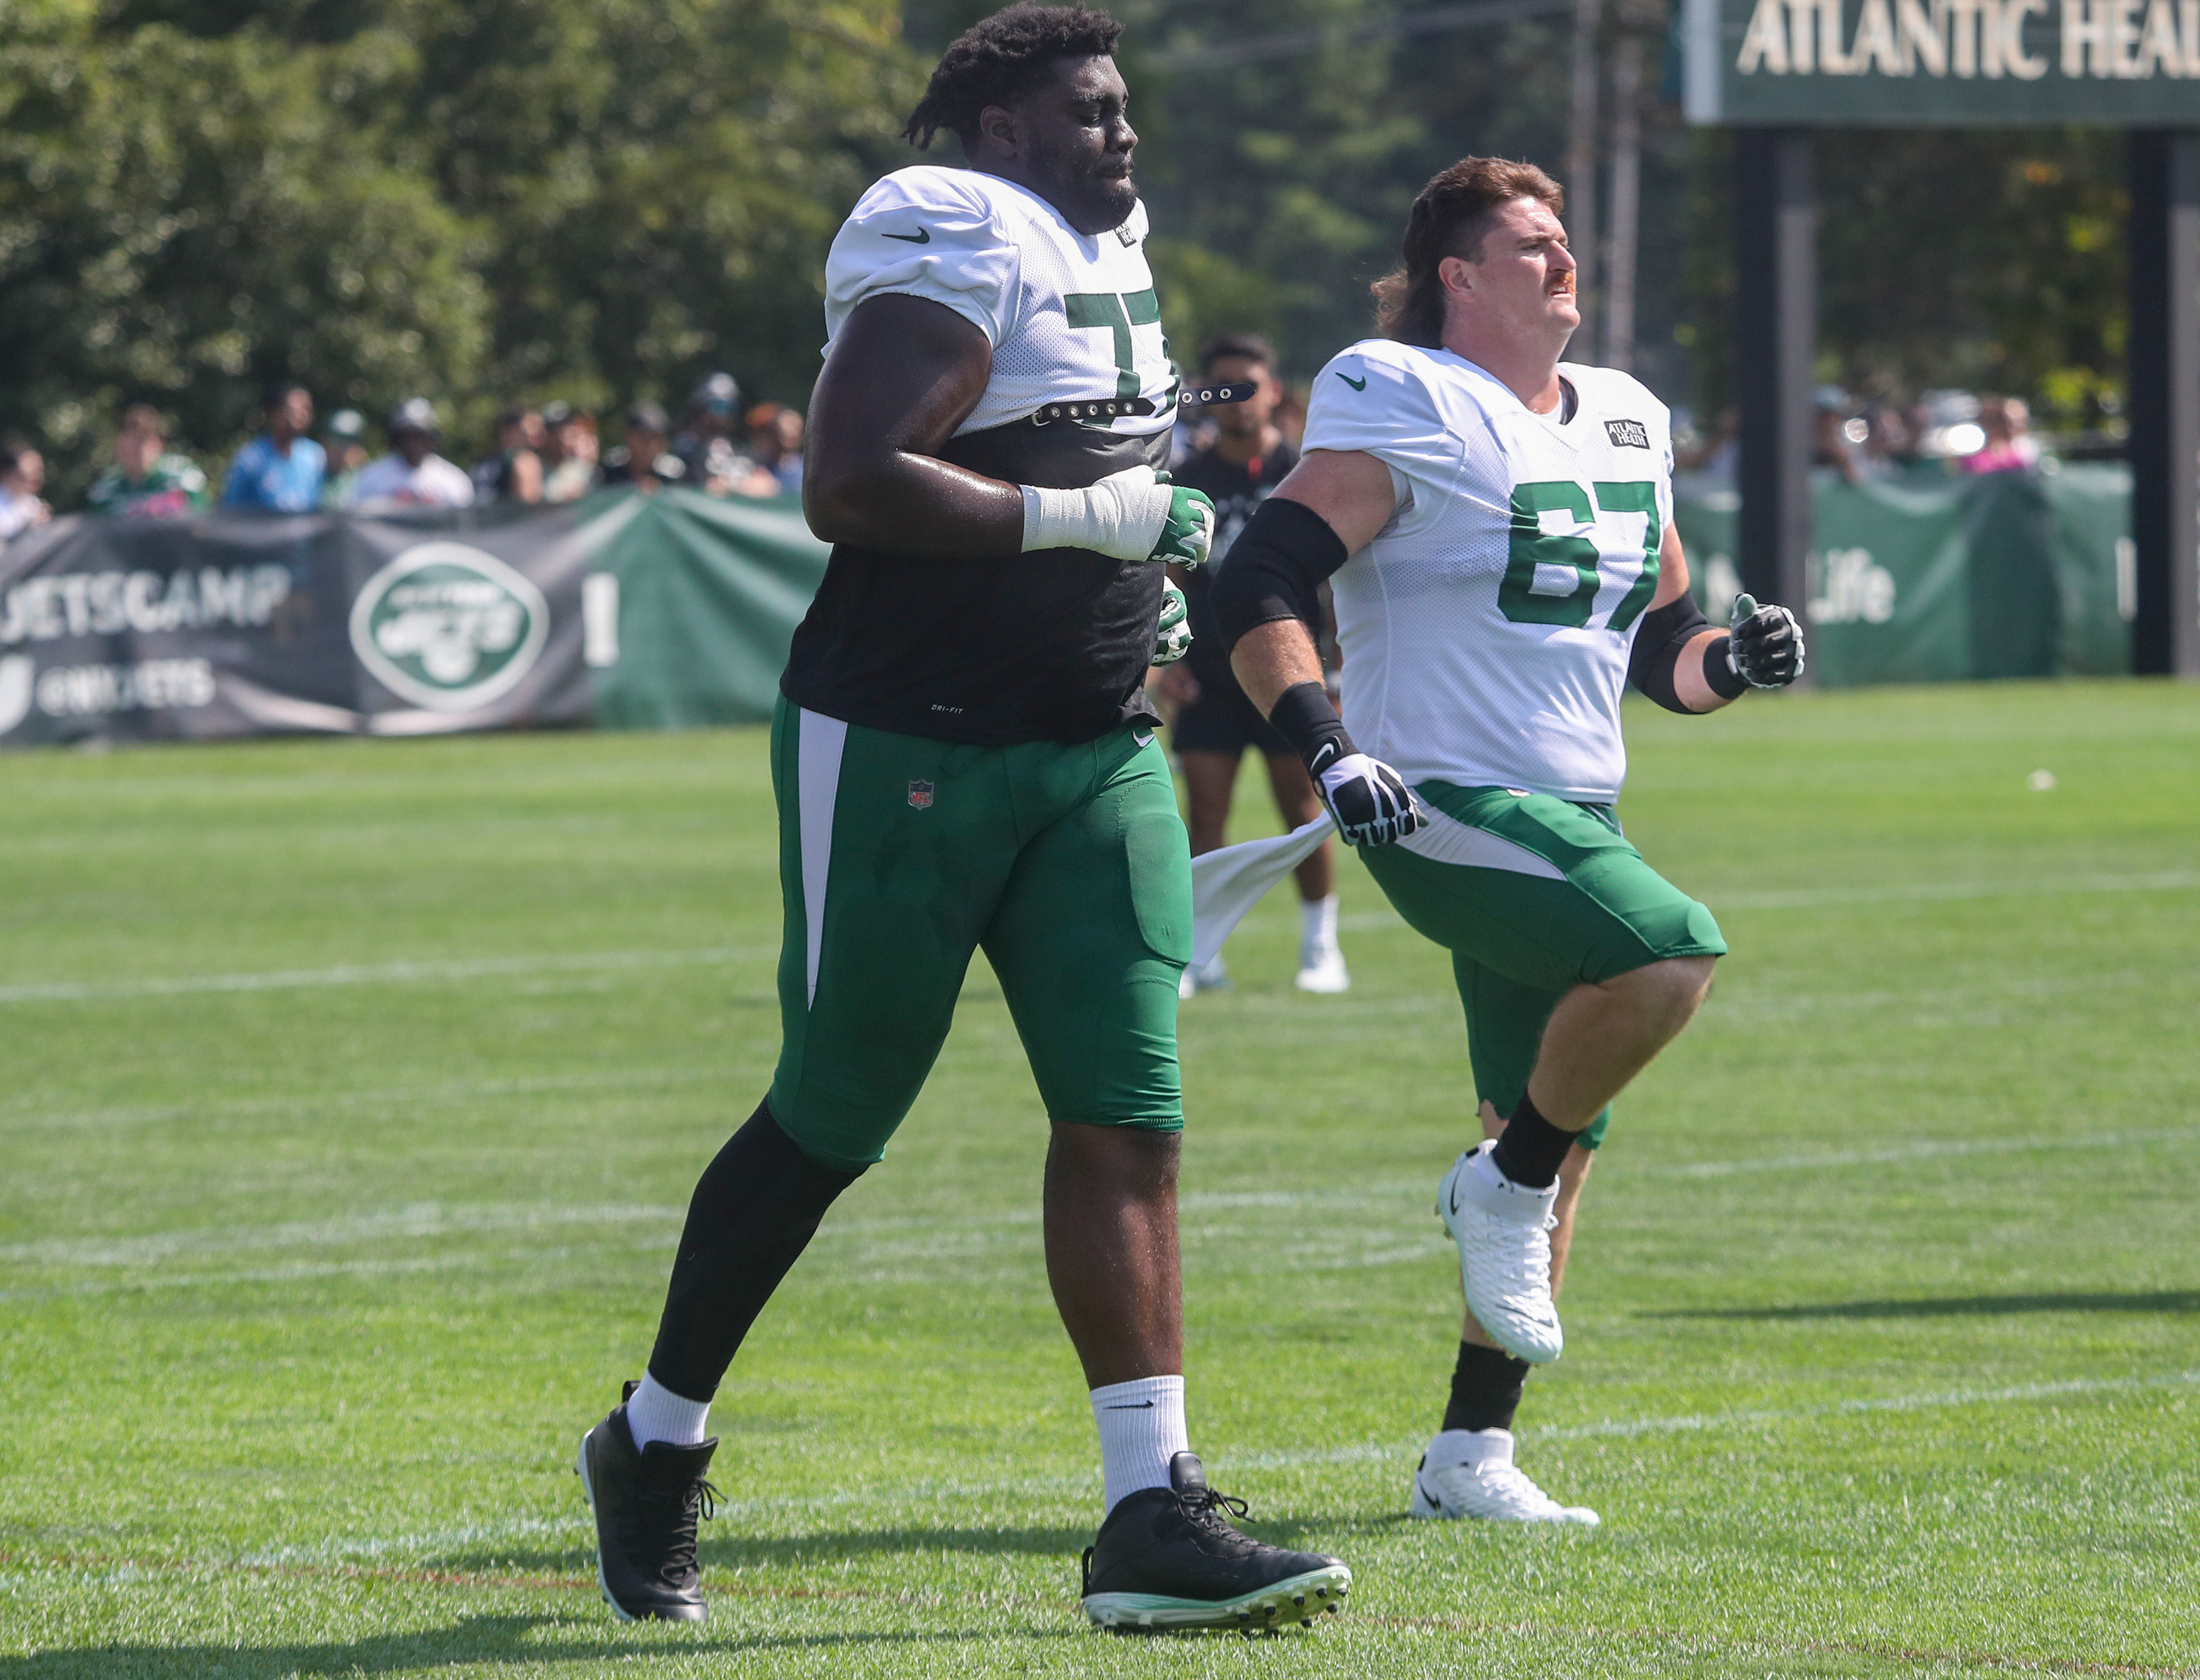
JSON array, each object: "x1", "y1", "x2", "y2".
[{"x1": 1682, "y1": 0, "x2": 2200, "y2": 122}]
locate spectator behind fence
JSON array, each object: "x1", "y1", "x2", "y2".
[
  {"x1": 601, "y1": 402, "x2": 681, "y2": 493},
  {"x1": 746, "y1": 402, "x2": 804, "y2": 495},
  {"x1": 475, "y1": 406, "x2": 546, "y2": 505},
  {"x1": 543, "y1": 409, "x2": 601, "y2": 502},
  {"x1": 323, "y1": 409, "x2": 369, "y2": 507},
  {"x1": 1859, "y1": 403, "x2": 1919, "y2": 479},
  {"x1": 1960, "y1": 395, "x2": 2036, "y2": 475},
  {"x1": 0, "y1": 441, "x2": 53, "y2": 542},
  {"x1": 345, "y1": 399, "x2": 475, "y2": 508},
  {"x1": 675, "y1": 373, "x2": 777, "y2": 496},
  {"x1": 223, "y1": 386, "x2": 326, "y2": 511},
  {"x1": 86, "y1": 406, "x2": 208, "y2": 518}
]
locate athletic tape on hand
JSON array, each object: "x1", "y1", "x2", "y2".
[{"x1": 1020, "y1": 465, "x2": 1173, "y2": 562}]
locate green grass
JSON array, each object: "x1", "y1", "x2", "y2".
[{"x1": 1, "y1": 681, "x2": 2196, "y2": 1678}]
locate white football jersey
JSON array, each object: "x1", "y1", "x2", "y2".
[
  {"x1": 824, "y1": 166, "x2": 1177, "y2": 439},
  {"x1": 1301, "y1": 339, "x2": 1675, "y2": 804}
]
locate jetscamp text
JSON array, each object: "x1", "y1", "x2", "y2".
[
  {"x1": 1734, "y1": 0, "x2": 2199, "y2": 78},
  {"x1": 0, "y1": 565, "x2": 293, "y2": 646}
]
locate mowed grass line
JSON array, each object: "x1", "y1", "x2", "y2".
[{"x1": 0, "y1": 681, "x2": 2194, "y2": 1677}]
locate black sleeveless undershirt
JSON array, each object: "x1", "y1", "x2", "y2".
[{"x1": 779, "y1": 419, "x2": 1170, "y2": 746}]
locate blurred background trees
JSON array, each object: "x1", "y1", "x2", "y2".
[{"x1": 1, "y1": 0, "x2": 2133, "y2": 500}]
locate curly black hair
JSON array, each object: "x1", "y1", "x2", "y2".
[{"x1": 902, "y1": 4, "x2": 1125, "y2": 152}]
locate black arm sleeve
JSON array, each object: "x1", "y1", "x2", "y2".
[
  {"x1": 1209, "y1": 496, "x2": 1350, "y2": 653},
  {"x1": 1628, "y1": 591, "x2": 1745, "y2": 712}
]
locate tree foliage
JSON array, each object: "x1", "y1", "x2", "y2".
[
  {"x1": 1, "y1": 0, "x2": 918, "y2": 500},
  {"x1": 1, "y1": 0, "x2": 2139, "y2": 503}
]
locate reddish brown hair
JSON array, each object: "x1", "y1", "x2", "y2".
[{"x1": 1371, "y1": 158, "x2": 1565, "y2": 347}]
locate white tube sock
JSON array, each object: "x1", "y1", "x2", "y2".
[
  {"x1": 625, "y1": 1372, "x2": 711, "y2": 1451},
  {"x1": 1090, "y1": 1374, "x2": 1190, "y2": 1512},
  {"x1": 1299, "y1": 892, "x2": 1340, "y2": 965}
]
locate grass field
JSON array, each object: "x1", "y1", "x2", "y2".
[{"x1": 1, "y1": 681, "x2": 2196, "y2": 1678}]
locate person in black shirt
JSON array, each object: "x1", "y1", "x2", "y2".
[{"x1": 1163, "y1": 333, "x2": 1348, "y2": 994}]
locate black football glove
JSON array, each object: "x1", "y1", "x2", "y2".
[
  {"x1": 1310, "y1": 744, "x2": 1425, "y2": 848},
  {"x1": 1726, "y1": 592, "x2": 1805, "y2": 689}
]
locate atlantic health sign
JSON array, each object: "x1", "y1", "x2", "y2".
[{"x1": 1681, "y1": 0, "x2": 2200, "y2": 121}]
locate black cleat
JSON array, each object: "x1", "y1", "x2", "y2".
[
  {"x1": 1079, "y1": 1450, "x2": 1352, "y2": 1633},
  {"x1": 575, "y1": 1384, "x2": 719, "y2": 1622}
]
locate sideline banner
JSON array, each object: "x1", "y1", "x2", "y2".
[
  {"x1": 1673, "y1": 468, "x2": 2133, "y2": 684},
  {"x1": 0, "y1": 472, "x2": 2141, "y2": 748},
  {"x1": 0, "y1": 491, "x2": 827, "y2": 749}
]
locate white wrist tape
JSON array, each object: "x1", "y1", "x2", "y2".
[{"x1": 1019, "y1": 464, "x2": 1173, "y2": 562}]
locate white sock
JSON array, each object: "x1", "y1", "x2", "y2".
[
  {"x1": 624, "y1": 1373, "x2": 711, "y2": 1451},
  {"x1": 1090, "y1": 1375, "x2": 1190, "y2": 1512},
  {"x1": 1299, "y1": 894, "x2": 1339, "y2": 964}
]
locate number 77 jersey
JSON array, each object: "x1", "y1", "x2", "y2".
[
  {"x1": 1299, "y1": 340, "x2": 1676, "y2": 805},
  {"x1": 823, "y1": 166, "x2": 1178, "y2": 441}
]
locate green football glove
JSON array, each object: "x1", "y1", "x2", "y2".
[
  {"x1": 1151, "y1": 483, "x2": 1217, "y2": 568},
  {"x1": 1151, "y1": 576, "x2": 1192, "y2": 666}
]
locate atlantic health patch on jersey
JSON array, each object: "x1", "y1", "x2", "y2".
[{"x1": 1604, "y1": 418, "x2": 1651, "y2": 450}]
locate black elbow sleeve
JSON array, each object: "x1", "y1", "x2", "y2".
[
  {"x1": 1209, "y1": 496, "x2": 1350, "y2": 653},
  {"x1": 1628, "y1": 593, "x2": 1714, "y2": 714}
]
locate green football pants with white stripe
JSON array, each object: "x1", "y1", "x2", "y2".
[
  {"x1": 766, "y1": 698, "x2": 1193, "y2": 1174},
  {"x1": 1358, "y1": 783, "x2": 1730, "y2": 1151}
]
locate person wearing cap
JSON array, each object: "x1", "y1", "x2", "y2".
[
  {"x1": 672, "y1": 373, "x2": 777, "y2": 495},
  {"x1": 601, "y1": 402, "x2": 682, "y2": 493},
  {"x1": 222, "y1": 385, "x2": 326, "y2": 511},
  {"x1": 322, "y1": 408, "x2": 371, "y2": 507},
  {"x1": 345, "y1": 399, "x2": 476, "y2": 509},
  {"x1": 87, "y1": 406, "x2": 208, "y2": 518},
  {"x1": 672, "y1": 373, "x2": 740, "y2": 485}
]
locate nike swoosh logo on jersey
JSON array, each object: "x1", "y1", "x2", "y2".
[
  {"x1": 1102, "y1": 1401, "x2": 1156, "y2": 1409},
  {"x1": 1335, "y1": 371, "x2": 1367, "y2": 391},
  {"x1": 881, "y1": 227, "x2": 931, "y2": 243},
  {"x1": 1133, "y1": 731, "x2": 1155, "y2": 749}
]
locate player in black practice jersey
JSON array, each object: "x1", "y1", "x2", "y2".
[
  {"x1": 1162, "y1": 334, "x2": 1347, "y2": 995},
  {"x1": 573, "y1": 3, "x2": 1351, "y2": 1636}
]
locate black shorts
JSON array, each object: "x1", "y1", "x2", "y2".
[{"x1": 1170, "y1": 680, "x2": 1291, "y2": 759}]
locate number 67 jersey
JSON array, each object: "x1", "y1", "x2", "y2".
[{"x1": 1299, "y1": 339, "x2": 1676, "y2": 804}]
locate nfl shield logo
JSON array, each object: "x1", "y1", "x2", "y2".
[{"x1": 907, "y1": 779, "x2": 934, "y2": 810}]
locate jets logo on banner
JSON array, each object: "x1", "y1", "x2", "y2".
[
  {"x1": 908, "y1": 780, "x2": 934, "y2": 810},
  {"x1": 350, "y1": 541, "x2": 549, "y2": 713}
]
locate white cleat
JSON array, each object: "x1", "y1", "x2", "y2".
[
  {"x1": 1294, "y1": 947, "x2": 1350, "y2": 994},
  {"x1": 1178, "y1": 955, "x2": 1231, "y2": 999},
  {"x1": 1437, "y1": 1140, "x2": 1563, "y2": 1364},
  {"x1": 1409, "y1": 1428, "x2": 1600, "y2": 1525}
]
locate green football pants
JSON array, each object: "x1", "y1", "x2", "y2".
[
  {"x1": 766, "y1": 699, "x2": 1192, "y2": 1174},
  {"x1": 1359, "y1": 783, "x2": 1728, "y2": 1150}
]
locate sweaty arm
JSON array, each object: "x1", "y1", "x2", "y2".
[
  {"x1": 802, "y1": 293, "x2": 1022, "y2": 556},
  {"x1": 803, "y1": 293, "x2": 1213, "y2": 565},
  {"x1": 1212, "y1": 449, "x2": 1423, "y2": 847},
  {"x1": 1628, "y1": 524, "x2": 1806, "y2": 711}
]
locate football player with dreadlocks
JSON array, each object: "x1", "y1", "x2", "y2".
[{"x1": 573, "y1": 3, "x2": 1351, "y2": 1635}]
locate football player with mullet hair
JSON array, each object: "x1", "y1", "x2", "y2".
[
  {"x1": 1211, "y1": 157, "x2": 1804, "y2": 1525},
  {"x1": 574, "y1": 3, "x2": 1351, "y2": 1634}
]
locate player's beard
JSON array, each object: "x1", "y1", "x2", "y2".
[{"x1": 1031, "y1": 133, "x2": 1138, "y2": 235}]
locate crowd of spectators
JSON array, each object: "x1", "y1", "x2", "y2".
[
  {"x1": 0, "y1": 373, "x2": 806, "y2": 545},
  {"x1": 1677, "y1": 388, "x2": 2054, "y2": 486}
]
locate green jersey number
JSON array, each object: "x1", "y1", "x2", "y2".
[
  {"x1": 1065, "y1": 289, "x2": 1165, "y2": 401},
  {"x1": 1499, "y1": 479, "x2": 1662, "y2": 632}
]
